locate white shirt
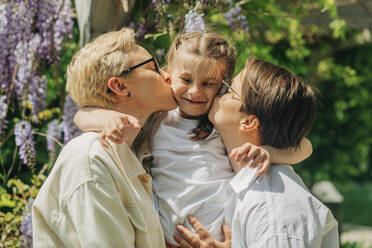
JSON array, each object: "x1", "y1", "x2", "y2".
[
  {"x1": 224, "y1": 165, "x2": 339, "y2": 248},
  {"x1": 32, "y1": 132, "x2": 165, "y2": 248},
  {"x1": 150, "y1": 109, "x2": 234, "y2": 245}
]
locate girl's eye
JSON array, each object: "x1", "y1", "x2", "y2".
[
  {"x1": 181, "y1": 78, "x2": 191, "y2": 84},
  {"x1": 203, "y1": 82, "x2": 217, "y2": 87}
]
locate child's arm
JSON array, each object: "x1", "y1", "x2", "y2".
[
  {"x1": 230, "y1": 138, "x2": 312, "y2": 176},
  {"x1": 74, "y1": 107, "x2": 140, "y2": 147},
  {"x1": 74, "y1": 107, "x2": 123, "y2": 132},
  {"x1": 230, "y1": 143, "x2": 270, "y2": 176}
]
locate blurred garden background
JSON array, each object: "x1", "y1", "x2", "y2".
[{"x1": 0, "y1": 0, "x2": 371, "y2": 247}]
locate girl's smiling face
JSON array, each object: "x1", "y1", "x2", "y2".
[{"x1": 169, "y1": 49, "x2": 227, "y2": 118}]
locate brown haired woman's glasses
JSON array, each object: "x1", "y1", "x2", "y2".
[{"x1": 219, "y1": 80, "x2": 242, "y2": 99}]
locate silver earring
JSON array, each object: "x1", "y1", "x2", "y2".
[{"x1": 127, "y1": 92, "x2": 131, "y2": 97}]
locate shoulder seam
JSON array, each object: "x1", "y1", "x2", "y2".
[{"x1": 62, "y1": 180, "x2": 115, "y2": 208}]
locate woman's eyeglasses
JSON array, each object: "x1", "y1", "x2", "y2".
[
  {"x1": 119, "y1": 57, "x2": 160, "y2": 76},
  {"x1": 219, "y1": 80, "x2": 242, "y2": 99}
]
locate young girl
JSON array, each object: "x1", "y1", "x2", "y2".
[{"x1": 74, "y1": 31, "x2": 312, "y2": 245}]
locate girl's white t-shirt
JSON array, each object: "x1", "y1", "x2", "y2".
[{"x1": 150, "y1": 108, "x2": 234, "y2": 245}]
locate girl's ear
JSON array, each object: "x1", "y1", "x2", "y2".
[
  {"x1": 107, "y1": 77, "x2": 130, "y2": 97},
  {"x1": 239, "y1": 115, "x2": 260, "y2": 133}
]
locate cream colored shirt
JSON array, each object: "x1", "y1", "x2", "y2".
[{"x1": 32, "y1": 132, "x2": 165, "y2": 248}]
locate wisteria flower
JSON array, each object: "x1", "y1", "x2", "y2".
[
  {"x1": 0, "y1": 95, "x2": 8, "y2": 134},
  {"x1": 47, "y1": 119, "x2": 63, "y2": 151},
  {"x1": 224, "y1": 5, "x2": 250, "y2": 33},
  {"x1": 14, "y1": 121, "x2": 36, "y2": 169},
  {"x1": 62, "y1": 96, "x2": 81, "y2": 143},
  {"x1": 20, "y1": 198, "x2": 34, "y2": 248},
  {"x1": 184, "y1": 9, "x2": 206, "y2": 33}
]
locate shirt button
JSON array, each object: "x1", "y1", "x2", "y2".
[{"x1": 140, "y1": 174, "x2": 151, "y2": 183}]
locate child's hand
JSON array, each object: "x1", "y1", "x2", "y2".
[
  {"x1": 229, "y1": 143, "x2": 270, "y2": 176},
  {"x1": 99, "y1": 114, "x2": 141, "y2": 148}
]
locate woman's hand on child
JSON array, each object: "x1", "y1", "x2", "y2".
[
  {"x1": 229, "y1": 143, "x2": 270, "y2": 176},
  {"x1": 99, "y1": 114, "x2": 141, "y2": 148},
  {"x1": 173, "y1": 215, "x2": 231, "y2": 248}
]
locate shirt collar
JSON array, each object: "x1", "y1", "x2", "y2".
[{"x1": 229, "y1": 166, "x2": 259, "y2": 194}]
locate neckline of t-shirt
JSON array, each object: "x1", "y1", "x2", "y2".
[
  {"x1": 171, "y1": 108, "x2": 200, "y2": 126},
  {"x1": 169, "y1": 109, "x2": 220, "y2": 140}
]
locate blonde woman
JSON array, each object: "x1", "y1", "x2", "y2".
[{"x1": 32, "y1": 28, "x2": 176, "y2": 247}]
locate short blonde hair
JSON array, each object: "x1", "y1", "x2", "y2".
[{"x1": 66, "y1": 28, "x2": 135, "y2": 108}]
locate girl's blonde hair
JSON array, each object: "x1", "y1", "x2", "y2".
[
  {"x1": 167, "y1": 32, "x2": 236, "y2": 141},
  {"x1": 66, "y1": 28, "x2": 135, "y2": 108},
  {"x1": 167, "y1": 32, "x2": 236, "y2": 83}
]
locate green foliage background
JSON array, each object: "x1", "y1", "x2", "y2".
[{"x1": 1, "y1": 0, "x2": 371, "y2": 246}]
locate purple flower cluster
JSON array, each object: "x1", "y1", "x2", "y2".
[
  {"x1": 47, "y1": 119, "x2": 63, "y2": 151},
  {"x1": 136, "y1": 22, "x2": 147, "y2": 40},
  {"x1": 0, "y1": 95, "x2": 8, "y2": 135},
  {"x1": 0, "y1": 106, "x2": 6, "y2": 133},
  {"x1": 53, "y1": 0, "x2": 74, "y2": 61},
  {"x1": 37, "y1": 0, "x2": 74, "y2": 62},
  {"x1": 152, "y1": 0, "x2": 161, "y2": 22},
  {"x1": 0, "y1": 4, "x2": 13, "y2": 95},
  {"x1": 14, "y1": 34, "x2": 41, "y2": 102},
  {"x1": 20, "y1": 198, "x2": 34, "y2": 248},
  {"x1": 224, "y1": 5, "x2": 250, "y2": 33},
  {"x1": 62, "y1": 96, "x2": 81, "y2": 143},
  {"x1": 152, "y1": 0, "x2": 171, "y2": 25},
  {"x1": 14, "y1": 121, "x2": 36, "y2": 169},
  {"x1": 1, "y1": 0, "x2": 73, "y2": 108},
  {"x1": 184, "y1": 10, "x2": 206, "y2": 33},
  {"x1": 28, "y1": 74, "x2": 47, "y2": 120},
  {"x1": 128, "y1": 21, "x2": 148, "y2": 40},
  {"x1": 0, "y1": 1, "x2": 35, "y2": 97},
  {"x1": 0, "y1": 0, "x2": 73, "y2": 168},
  {"x1": 198, "y1": 0, "x2": 219, "y2": 8}
]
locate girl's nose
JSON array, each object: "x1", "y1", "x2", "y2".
[{"x1": 188, "y1": 83, "x2": 202, "y2": 96}]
